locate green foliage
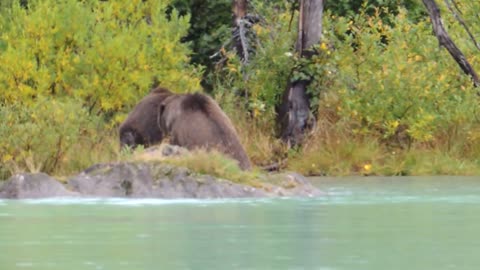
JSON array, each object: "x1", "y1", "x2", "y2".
[
  {"x1": 325, "y1": 0, "x2": 426, "y2": 23},
  {"x1": 134, "y1": 148, "x2": 262, "y2": 186},
  {"x1": 210, "y1": 1, "x2": 427, "y2": 119},
  {"x1": 0, "y1": 0, "x2": 27, "y2": 11},
  {"x1": 0, "y1": 0, "x2": 203, "y2": 178},
  {"x1": 3, "y1": 0, "x2": 480, "y2": 178},
  {"x1": 170, "y1": 0, "x2": 231, "y2": 71},
  {"x1": 439, "y1": 1, "x2": 480, "y2": 58},
  {"x1": 213, "y1": 0, "x2": 296, "y2": 119},
  {"x1": 376, "y1": 148, "x2": 480, "y2": 176},
  {"x1": 306, "y1": 8, "x2": 480, "y2": 143},
  {"x1": 0, "y1": 98, "x2": 111, "y2": 177},
  {"x1": 287, "y1": 133, "x2": 383, "y2": 176},
  {"x1": 0, "y1": 0, "x2": 201, "y2": 117},
  {"x1": 283, "y1": 3, "x2": 480, "y2": 176}
]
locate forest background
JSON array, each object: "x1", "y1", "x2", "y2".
[{"x1": 1, "y1": 0, "x2": 480, "y2": 180}]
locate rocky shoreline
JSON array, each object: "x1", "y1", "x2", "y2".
[{"x1": 0, "y1": 162, "x2": 323, "y2": 199}]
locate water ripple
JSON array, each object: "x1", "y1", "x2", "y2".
[
  {"x1": 13, "y1": 197, "x2": 278, "y2": 206},
  {"x1": 2, "y1": 189, "x2": 480, "y2": 206},
  {"x1": 317, "y1": 194, "x2": 480, "y2": 205}
]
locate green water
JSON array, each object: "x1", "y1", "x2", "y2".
[{"x1": 1, "y1": 176, "x2": 480, "y2": 270}]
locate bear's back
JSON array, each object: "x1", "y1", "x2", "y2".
[{"x1": 168, "y1": 93, "x2": 251, "y2": 169}]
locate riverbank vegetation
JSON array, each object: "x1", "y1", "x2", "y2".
[{"x1": 1, "y1": 0, "x2": 480, "y2": 179}]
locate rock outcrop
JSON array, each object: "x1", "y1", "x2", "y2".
[
  {"x1": 65, "y1": 162, "x2": 321, "y2": 199},
  {"x1": 0, "y1": 173, "x2": 78, "y2": 199},
  {"x1": 0, "y1": 156, "x2": 322, "y2": 199}
]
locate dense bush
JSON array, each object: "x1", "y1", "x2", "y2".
[
  {"x1": 0, "y1": 0, "x2": 201, "y2": 116},
  {"x1": 2, "y1": 0, "x2": 480, "y2": 178},
  {"x1": 212, "y1": 1, "x2": 480, "y2": 175},
  {"x1": 0, "y1": 0, "x2": 202, "y2": 178},
  {"x1": 319, "y1": 8, "x2": 480, "y2": 142},
  {"x1": 286, "y1": 5, "x2": 480, "y2": 175},
  {"x1": 212, "y1": 0, "x2": 296, "y2": 119},
  {"x1": 325, "y1": 0, "x2": 425, "y2": 23},
  {"x1": 0, "y1": 98, "x2": 107, "y2": 177},
  {"x1": 171, "y1": 0, "x2": 231, "y2": 72}
]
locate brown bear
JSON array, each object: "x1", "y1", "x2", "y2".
[
  {"x1": 119, "y1": 87, "x2": 252, "y2": 170},
  {"x1": 119, "y1": 87, "x2": 171, "y2": 149}
]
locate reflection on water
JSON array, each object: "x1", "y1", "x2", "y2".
[{"x1": 0, "y1": 176, "x2": 480, "y2": 270}]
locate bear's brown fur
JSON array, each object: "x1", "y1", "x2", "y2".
[
  {"x1": 119, "y1": 87, "x2": 252, "y2": 170},
  {"x1": 119, "y1": 87, "x2": 171, "y2": 149}
]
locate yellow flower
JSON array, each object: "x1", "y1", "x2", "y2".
[
  {"x1": 253, "y1": 24, "x2": 263, "y2": 35},
  {"x1": 363, "y1": 164, "x2": 372, "y2": 172},
  {"x1": 2, "y1": 154, "x2": 13, "y2": 162},
  {"x1": 389, "y1": 120, "x2": 399, "y2": 129},
  {"x1": 320, "y1": 42, "x2": 328, "y2": 51},
  {"x1": 253, "y1": 108, "x2": 260, "y2": 118},
  {"x1": 227, "y1": 64, "x2": 237, "y2": 73}
]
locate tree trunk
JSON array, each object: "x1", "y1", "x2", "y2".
[
  {"x1": 277, "y1": 0, "x2": 324, "y2": 147},
  {"x1": 296, "y1": 0, "x2": 324, "y2": 56},
  {"x1": 232, "y1": 0, "x2": 249, "y2": 63},
  {"x1": 422, "y1": 0, "x2": 480, "y2": 87}
]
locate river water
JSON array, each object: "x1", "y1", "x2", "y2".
[{"x1": 1, "y1": 176, "x2": 480, "y2": 270}]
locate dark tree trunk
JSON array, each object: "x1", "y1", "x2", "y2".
[
  {"x1": 232, "y1": 0, "x2": 247, "y2": 23},
  {"x1": 277, "y1": 0, "x2": 324, "y2": 147},
  {"x1": 296, "y1": 0, "x2": 324, "y2": 55},
  {"x1": 423, "y1": 0, "x2": 480, "y2": 87},
  {"x1": 232, "y1": 0, "x2": 249, "y2": 63}
]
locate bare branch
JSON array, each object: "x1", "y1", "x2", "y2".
[
  {"x1": 238, "y1": 19, "x2": 250, "y2": 63},
  {"x1": 444, "y1": 0, "x2": 480, "y2": 51},
  {"x1": 423, "y1": 0, "x2": 480, "y2": 88},
  {"x1": 450, "y1": 0, "x2": 462, "y2": 15}
]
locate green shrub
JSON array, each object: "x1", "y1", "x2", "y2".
[
  {"x1": 0, "y1": 0, "x2": 201, "y2": 117},
  {"x1": 213, "y1": 0, "x2": 296, "y2": 119},
  {"x1": 0, "y1": 98, "x2": 113, "y2": 178},
  {"x1": 281, "y1": 5, "x2": 480, "y2": 176},
  {"x1": 310, "y1": 8, "x2": 480, "y2": 142},
  {"x1": 0, "y1": 0, "x2": 206, "y2": 178},
  {"x1": 325, "y1": 0, "x2": 425, "y2": 23},
  {"x1": 170, "y1": 0, "x2": 231, "y2": 71}
]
